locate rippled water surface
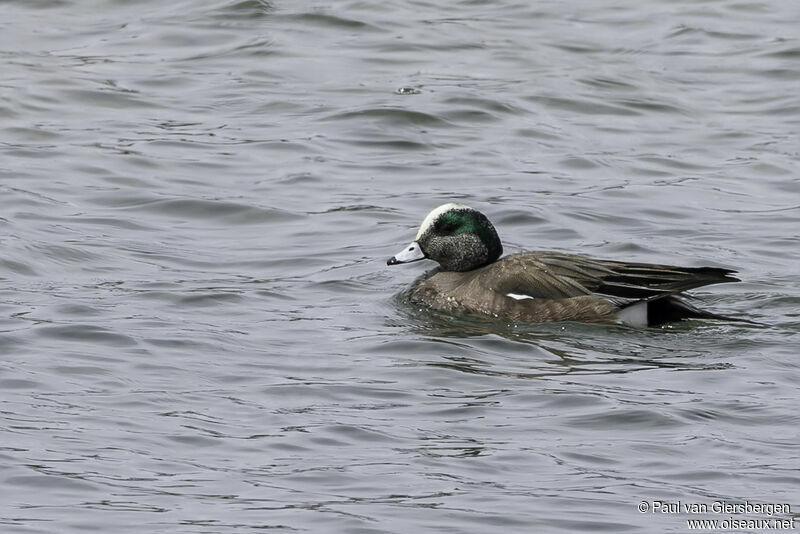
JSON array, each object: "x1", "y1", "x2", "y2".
[{"x1": 2, "y1": 0, "x2": 799, "y2": 532}]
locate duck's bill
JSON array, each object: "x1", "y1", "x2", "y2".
[{"x1": 387, "y1": 241, "x2": 425, "y2": 265}]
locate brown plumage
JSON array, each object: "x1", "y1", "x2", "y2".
[{"x1": 388, "y1": 204, "x2": 740, "y2": 326}]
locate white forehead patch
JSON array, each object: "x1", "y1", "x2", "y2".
[{"x1": 415, "y1": 203, "x2": 471, "y2": 240}]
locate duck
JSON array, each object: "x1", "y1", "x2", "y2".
[{"x1": 387, "y1": 203, "x2": 740, "y2": 327}]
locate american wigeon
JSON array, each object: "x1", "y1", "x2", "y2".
[{"x1": 387, "y1": 203, "x2": 740, "y2": 327}]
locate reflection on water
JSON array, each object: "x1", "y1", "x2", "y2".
[{"x1": 393, "y1": 296, "x2": 751, "y2": 375}]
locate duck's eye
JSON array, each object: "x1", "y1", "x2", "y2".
[
  {"x1": 408, "y1": 247, "x2": 414, "y2": 251},
  {"x1": 436, "y1": 221, "x2": 457, "y2": 234}
]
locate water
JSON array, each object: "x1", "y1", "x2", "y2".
[{"x1": 1, "y1": 0, "x2": 799, "y2": 532}]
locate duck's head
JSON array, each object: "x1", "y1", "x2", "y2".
[{"x1": 387, "y1": 203, "x2": 503, "y2": 272}]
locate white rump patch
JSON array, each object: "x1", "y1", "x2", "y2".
[
  {"x1": 617, "y1": 300, "x2": 649, "y2": 328},
  {"x1": 416, "y1": 203, "x2": 471, "y2": 240},
  {"x1": 506, "y1": 293, "x2": 534, "y2": 301}
]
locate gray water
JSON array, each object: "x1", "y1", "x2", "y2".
[{"x1": 2, "y1": 0, "x2": 799, "y2": 532}]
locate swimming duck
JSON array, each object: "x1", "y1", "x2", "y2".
[{"x1": 387, "y1": 203, "x2": 740, "y2": 327}]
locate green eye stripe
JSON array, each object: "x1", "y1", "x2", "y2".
[{"x1": 440, "y1": 211, "x2": 487, "y2": 240}]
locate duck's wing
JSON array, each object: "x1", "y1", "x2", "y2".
[
  {"x1": 478, "y1": 253, "x2": 596, "y2": 299},
  {"x1": 504, "y1": 251, "x2": 739, "y2": 299}
]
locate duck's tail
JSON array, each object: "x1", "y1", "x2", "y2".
[{"x1": 617, "y1": 293, "x2": 754, "y2": 327}]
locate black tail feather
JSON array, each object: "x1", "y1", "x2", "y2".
[{"x1": 645, "y1": 294, "x2": 746, "y2": 326}]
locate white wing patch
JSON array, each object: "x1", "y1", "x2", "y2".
[
  {"x1": 506, "y1": 293, "x2": 534, "y2": 301},
  {"x1": 416, "y1": 203, "x2": 471, "y2": 240}
]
